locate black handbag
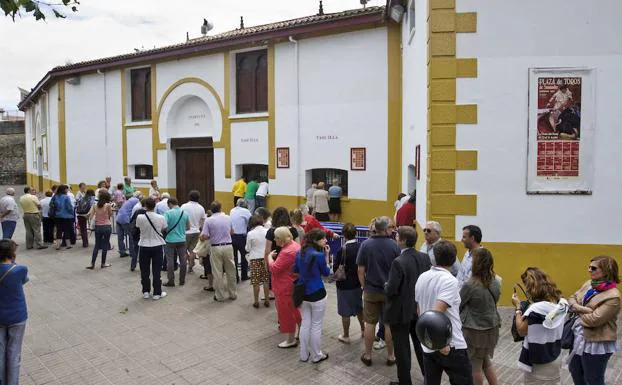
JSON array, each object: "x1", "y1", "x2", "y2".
[
  {"x1": 561, "y1": 313, "x2": 578, "y2": 349},
  {"x1": 292, "y1": 253, "x2": 315, "y2": 308}
]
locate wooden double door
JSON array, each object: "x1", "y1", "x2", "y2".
[{"x1": 172, "y1": 138, "x2": 214, "y2": 208}]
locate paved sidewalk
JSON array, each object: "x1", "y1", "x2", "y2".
[{"x1": 5, "y1": 219, "x2": 621, "y2": 384}]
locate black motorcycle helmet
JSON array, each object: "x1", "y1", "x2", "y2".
[{"x1": 416, "y1": 310, "x2": 452, "y2": 350}]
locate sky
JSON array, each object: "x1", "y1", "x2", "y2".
[{"x1": 0, "y1": 0, "x2": 384, "y2": 112}]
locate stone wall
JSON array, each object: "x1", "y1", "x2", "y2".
[{"x1": 0, "y1": 121, "x2": 26, "y2": 185}]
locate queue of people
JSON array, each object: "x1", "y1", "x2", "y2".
[{"x1": 0, "y1": 180, "x2": 620, "y2": 385}]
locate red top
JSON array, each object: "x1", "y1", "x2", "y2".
[
  {"x1": 395, "y1": 202, "x2": 416, "y2": 227},
  {"x1": 303, "y1": 214, "x2": 335, "y2": 238},
  {"x1": 268, "y1": 241, "x2": 301, "y2": 296}
]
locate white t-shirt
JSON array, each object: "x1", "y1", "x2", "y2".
[
  {"x1": 40, "y1": 197, "x2": 52, "y2": 217},
  {"x1": 415, "y1": 266, "x2": 467, "y2": 353},
  {"x1": 136, "y1": 211, "x2": 166, "y2": 247},
  {"x1": 67, "y1": 192, "x2": 76, "y2": 208},
  {"x1": 245, "y1": 226, "x2": 268, "y2": 260},
  {"x1": 181, "y1": 201, "x2": 205, "y2": 234},
  {"x1": 131, "y1": 201, "x2": 142, "y2": 216},
  {"x1": 155, "y1": 198, "x2": 169, "y2": 215},
  {"x1": 256, "y1": 182, "x2": 269, "y2": 197}
]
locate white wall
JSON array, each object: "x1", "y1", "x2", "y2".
[
  {"x1": 455, "y1": 0, "x2": 622, "y2": 244},
  {"x1": 156, "y1": 54, "x2": 224, "y2": 109},
  {"x1": 402, "y1": 0, "x2": 429, "y2": 224},
  {"x1": 64, "y1": 74, "x2": 108, "y2": 184},
  {"x1": 231, "y1": 121, "x2": 269, "y2": 167},
  {"x1": 273, "y1": 27, "x2": 389, "y2": 200}
]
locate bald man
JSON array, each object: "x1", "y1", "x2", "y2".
[{"x1": 0, "y1": 188, "x2": 19, "y2": 239}]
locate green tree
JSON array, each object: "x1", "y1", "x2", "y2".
[{"x1": 1, "y1": 0, "x2": 79, "y2": 21}]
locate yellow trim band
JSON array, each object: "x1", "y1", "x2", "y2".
[
  {"x1": 58, "y1": 80, "x2": 67, "y2": 183},
  {"x1": 121, "y1": 70, "x2": 127, "y2": 176},
  {"x1": 387, "y1": 24, "x2": 402, "y2": 204},
  {"x1": 267, "y1": 44, "x2": 276, "y2": 179}
]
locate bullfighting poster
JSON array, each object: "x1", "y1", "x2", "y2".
[{"x1": 527, "y1": 68, "x2": 594, "y2": 194}]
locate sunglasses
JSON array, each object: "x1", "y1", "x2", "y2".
[
  {"x1": 423, "y1": 229, "x2": 432, "y2": 233},
  {"x1": 588, "y1": 266, "x2": 598, "y2": 272}
]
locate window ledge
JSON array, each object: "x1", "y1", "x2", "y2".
[
  {"x1": 126, "y1": 121, "x2": 152, "y2": 127},
  {"x1": 229, "y1": 112, "x2": 269, "y2": 120}
]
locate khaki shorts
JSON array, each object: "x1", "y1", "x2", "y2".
[
  {"x1": 186, "y1": 233, "x2": 200, "y2": 254},
  {"x1": 363, "y1": 292, "x2": 387, "y2": 325}
]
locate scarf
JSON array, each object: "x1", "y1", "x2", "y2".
[{"x1": 583, "y1": 280, "x2": 617, "y2": 305}]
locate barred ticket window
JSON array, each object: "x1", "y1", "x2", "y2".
[
  {"x1": 134, "y1": 164, "x2": 153, "y2": 180},
  {"x1": 310, "y1": 169, "x2": 348, "y2": 196}
]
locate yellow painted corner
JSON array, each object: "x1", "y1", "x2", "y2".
[
  {"x1": 430, "y1": 125, "x2": 456, "y2": 146},
  {"x1": 455, "y1": 150, "x2": 478, "y2": 170},
  {"x1": 267, "y1": 44, "x2": 276, "y2": 180},
  {"x1": 456, "y1": 104, "x2": 477, "y2": 124},
  {"x1": 430, "y1": 79, "x2": 456, "y2": 102},
  {"x1": 456, "y1": 12, "x2": 477, "y2": 33},
  {"x1": 456, "y1": 58, "x2": 478, "y2": 78},
  {"x1": 430, "y1": 194, "x2": 477, "y2": 216}
]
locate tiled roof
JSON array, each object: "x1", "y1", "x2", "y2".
[
  {"x1": 20, "y1": 5, "x2": 386, "y2": 109},
  {"x1": 51, "y1": 6, "x2": 386, "y2": 72}
]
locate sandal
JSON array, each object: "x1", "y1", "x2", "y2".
[
  {"x1": 252, "y1": 302, "x2": 259, "y2": 309},
  {"x1": 386, "y1": 358, "x2": 396, "y2": 366},
  {"x1": 199, "y1": 274, "x2": 208, "y2": 280},
  {"x1": 264, "y1": 301, "x2": 270, "y2": 308},
  {"x1": 360, "y1": 354, "x2": 372, "y2": 367},
  {"x1": 313, "y1": 353, "x2": 329, "y2": 364}
]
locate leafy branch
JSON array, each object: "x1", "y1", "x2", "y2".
[{"x1": 1, "y1": 0, "x2": 79, "y2": 21}]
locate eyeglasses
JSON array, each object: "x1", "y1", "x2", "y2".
[
  {"x1": 588, "y1": 266, "x2": 598, "y2": 272},
  {"x1": 423, "y1": 229, "x2": 431, "y2": 233}
]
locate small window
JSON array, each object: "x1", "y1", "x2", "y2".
[
  {"x1": 130, "y1": 68, "x2": 151, "y2": 121},
  {"x1": 236, "y1": 50, "x2": 268, "y2": 114},
  {"x1": 311, "y1": 168, "x2": 348, "y2": 196},
  {"x1": 240, "y1": 164, "x2": 268, "y2": 181},
  {"x1": 134, "y1": 164, "x2": 153, "y2": 180}
]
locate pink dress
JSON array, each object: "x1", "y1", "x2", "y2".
[{"x1": 269, "y1": 241, "x2": 301, "y2": 333}]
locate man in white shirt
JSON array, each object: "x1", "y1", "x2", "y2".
[
  {"x1": 155, "y1": 193, "x2": 170, "y2": 215},
  {"x1": 305, "y1": 183, "x2": 317, "y2": 214},
  {"x1": 135, "y1": 198, "x2": 167, "y2": 300},
  {"x1": 456, "y1": 225, "x2": 482, "y2": 287},
  {"x1": 0, "y1": 188, "x2": 19, "y2": 239},
  {"x1": 255, "y1": 178, "x2": 269, "y2": 210},
  {"x1": 230, "y1": 199, "x2": 252, "y2": 282},
  {"x1": 419, "y1": 221, "x2": 460, "y2": 277},
  {"x1": 180, "y1": 190, "x2": 206, "y2": 276},
  {"x1": 415, "y1": 240, "x2": 473, "y2": 385}
]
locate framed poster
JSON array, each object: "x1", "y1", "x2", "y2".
[
  {"x1": 351, "y1": 147, "x2": 366, "y2": 171},
  {"x1": 276, "y1": 147, "x2": 289, "y2": 169},
  {"x1": 526, "y1": 68, "x2": 595, "y2": 194}
]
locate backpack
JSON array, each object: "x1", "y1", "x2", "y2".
[
  {"x1": 48, "y1": 197, "x2": 57, "y2": 218},
  {"x1": 76, "y1": 198, "x2": 91, "y2": 215}
]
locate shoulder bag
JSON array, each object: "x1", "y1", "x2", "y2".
[
  {"x1": 0, "y1": 264, "x2": 17, "y2": 286},
  {"x1": 511, "y1": 283, "x2": 530, "y2": 342},
  {"x1": 292, "y1": 252, "x2": 316, "y2": 308},
  {"x1": 163, "y1": 211, "x2": 184, "y2": 241},
  {"x1": 333, "y1": 244, "x2": 347, "y2": 281},
  {"x1": 144, "y1": 213, "x2": 165, "y2": 241},
  {"x1": 562, "y1": 291, "x2": 596, "y2": 349}
]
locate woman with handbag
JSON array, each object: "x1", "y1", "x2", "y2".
[
  {"x1": 333, "y1": 223, "x2": 364, "y2": 344},
  {"x1": 265, "y1": 227, "x2": 301, "y2": 348},
  {"x1": 0, "y1": 239, "x2": 28, "y2": 385},
  {"x1": 459, "y1": 248, "x2": 501, "y2": 385},
  {"x1": 512, "y1": 267, "x2": 569, "y2": 385},
  {"x1": 567, "y1": 255, "x2": 620, "y2": 385},
  {"x1": 293, "y1": 229, "x2": 331, "y2": 363}
]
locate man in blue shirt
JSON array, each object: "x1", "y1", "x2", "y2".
[
  {"x1": 229, "y1": 199, "x2": 252, "y2": 282},
  {"x1": 163, "y1": 198, "x2": 190, "y2": 287},
  {"x1": 116, "y1": 195, "x2": 140, "y2": 258}
]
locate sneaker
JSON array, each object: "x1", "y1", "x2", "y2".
[
  {"x1": 153, "y1": 292, "x2": 167, "y2": 300},
  {"x1": 277, "y1": 340, "x2": 298, "y2": 349},
  {"x1": 163, "y1": 282, "x2": 175, "y2": 287},
  {"x1": 373, "y1": 339, "x2": 386, "y2": 350},
  {"x1": 142, "y1": 292, "x2": 150, "y2": 299},
  {"x1": 338, "y1": 335, "x2": 351, "y2": 344}
]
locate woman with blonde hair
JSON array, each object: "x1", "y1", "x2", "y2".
[
  {"x1": 460, "y1": 248, "x2": 501, "y2": 385},
  {"x1": 265, "y1": 227, "x2": 301, "y2": 348},
  {"x1": 290, "y1": 208, "x2": 305, "y2": 244},
  {"x1": 568, "y1": 256, "x2": 620, "y2": 385},
  {"x1": 512, "y1": 267, "x2": 568, "y2": 384}
]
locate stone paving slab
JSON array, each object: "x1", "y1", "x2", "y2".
[{"x1": 4, "y1": 216, "x2": 621, "y2": 384}]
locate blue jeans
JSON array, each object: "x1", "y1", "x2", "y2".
[
  {"x1": 255, "y1": 196, "x2": 265, "y2": 210},
  {"x1": 116, "y1": 222, "x2": 132, "y2": 255},
  {"x1": 0, "y1": 321, "x2": 26, "y2": 385},
  {"x1": 569, "y1": 352, "x2": 612, "y2": 385},
  {"x1": 91, "y1": 225, "x2": 112, "y2": 266},
  {"x1": 1, "y1": 221, "x2": 17, "y2": 239}
]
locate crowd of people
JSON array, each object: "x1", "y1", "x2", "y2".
[{"x1": 0, "y1": 179, "x2": 619, "y2": 385}]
